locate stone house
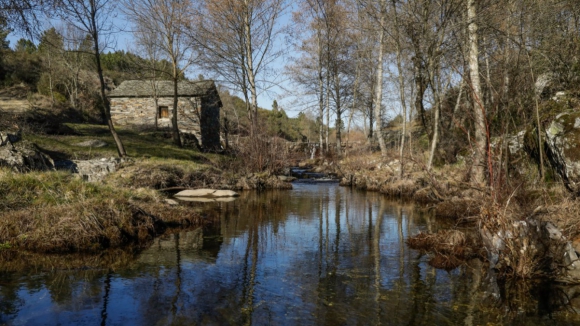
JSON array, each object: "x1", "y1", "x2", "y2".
[{"x1": 108, "y1": 80, "x2": 222, "y2": 151}]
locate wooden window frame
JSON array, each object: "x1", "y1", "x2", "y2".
[{"x1": 158, "y1": 106, "x2": 169, "y2": 119}]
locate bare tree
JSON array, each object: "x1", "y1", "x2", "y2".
[
  {"x1": 468, "y1": 0, "x2": 486, "y2": 185},
  {"x1": 389, "y1": 0, "x2": 408, "y2": 176},
  {"x1": 124, "y1": 0, "x2": 196, "y2": 147},
  {"x1": 372, "y1": 0, "x2": 388, "y2": 155},
  {"x1": 56, "y1": 0, "x2": 127, "y2": 157},
  {"x1": 38, "y1": 27, "x2": 63, "y2": 107},
  {"x1": 60, "y1": 25, "x2": 91, "y2": 112},
  {"x1": 1, "y1": 0, "x2": 55, "y2": 35},
  {"x1": 132, "y1": 23, "x2": 169, "y2": 130},
  {"x1": 193, "y1": 0, "x2": 285, "y2": 135}
]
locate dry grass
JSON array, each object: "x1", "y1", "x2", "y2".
[
  {"x1": 0, "y1": 169, "x2": 214, "y2": 253},
  {"x1": 435, "y1": 198, "x2": 481, "y2": 220},
  {"x1": 407, "y1": 229, "x2": 483, "y2": 270},
  {"x1": 111, "y1": 158, "x2": 223, "y2": 190}
]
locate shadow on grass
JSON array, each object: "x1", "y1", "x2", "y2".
[{"x1": 25, "y1": 123, "x2": 215, "y2": 164}]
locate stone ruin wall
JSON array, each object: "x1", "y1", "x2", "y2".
[{"x1": 110, "y1": 97, "x2": 202, "y2": 137}]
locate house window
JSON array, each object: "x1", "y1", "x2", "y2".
[{"x1": 158, "y1": 106, "x2": 169, "y2": 118}]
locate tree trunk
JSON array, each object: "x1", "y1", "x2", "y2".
[
  {"x1": 243, "y1": 0, "x2": 259, "y2": 135},
  {"x1": 153, "y1": 95, "x2": 159, "y2": 130},
  {"x1": 468, "y1": 0, "x2": 486, "y2": 185},
  {"x1": 448, "y1": 80, "x2": 464, "y2": 129},
  {"x1": 92, "y1": 31, "x2": 126, "y2": 158},
  {"x1": 426, "y1": 100, "x2": 440, "y2": 170},
  {"x1": 413, "y1": 59, "x2": 429, "y2": 139},
  {"x1": 171, "y1": 73, "x2": 182, "y2": 147},
  {"x1": 391, "y1": 0, "x2": 407, "y2": 177},
  {"x1": 334, "y1": 68, "x2": 342, "y2": 156},
  {"x1": 318, "y1": 26, "x2": 324, "y2": 156},
  {"x1": 374, "y1": 0, "x2": 388, "y2": 155},
  {"x1": 325, "y1": 64, "x2": 330, "y2": 153}
]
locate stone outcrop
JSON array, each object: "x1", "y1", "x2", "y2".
[
  {"x1": 480, "y1": 215, "x2": 580, "y2": 283},
  {"x1": 70, "y1": 158, "x2": 121, "y2": 182},
  {"x1": 544, "y1": 111, "x2": 580, "y2": 193},
  {"x1": 0, "y1": 133, "x2": 54, "y2": 171}
]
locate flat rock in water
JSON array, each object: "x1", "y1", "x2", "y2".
[
  {"x1": 176, "y1": 197, "x2": 238, "y2": 203},
  {"x1": 175, "y1": 188, "x2": 239, "y2": 198},
  {"x1": 75, "y1": 140, "x2": 108, "y2": 148}
]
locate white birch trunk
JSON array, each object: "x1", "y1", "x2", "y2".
[{"x1": 468, "y1": 0, "x2": 486, "y2": 185}]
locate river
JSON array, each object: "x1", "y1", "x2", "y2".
[{"x1": 1, "y1": 183, "x2": 579, "y2": 325}]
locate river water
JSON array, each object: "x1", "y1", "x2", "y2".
[{"x1": 1, "y1": 183, "x2": 579, "y2": 325}]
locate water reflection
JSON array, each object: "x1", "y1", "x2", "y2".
[{"x1": 1, "y1": 183, "x2": 579, "y2": 325}]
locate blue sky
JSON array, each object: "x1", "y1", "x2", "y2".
[
  {"x1": 6, "y1": 2, "x2": 405, "y2": 127},
  {"x1": 7, "y1": 4, "x2": 297, "y2": 116}
]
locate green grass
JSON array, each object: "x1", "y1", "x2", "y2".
[{"x1": 25, "y1": 123, "x2": 218, "y2": 163}]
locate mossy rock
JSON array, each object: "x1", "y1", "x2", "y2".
[{"x1": 545, "y1": 110, "x2": 580, "y2": 193}]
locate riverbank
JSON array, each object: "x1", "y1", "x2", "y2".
[
  {"x1": 334, "y1": 151, "x2": 580, "y2": 282},
  {"x1": 0, "y1": 168, "x2": 218, "y2": 253},
  {"x1": 0, "y1": 123, "x2": 295, "y2": 255}
]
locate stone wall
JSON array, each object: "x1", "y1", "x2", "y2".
[
  {"x1": 110, "y1": 96, "x2": 202, "y2": 137},
  {"x1": 110, "y1": 95, "x2": 221, "y2": 151}
]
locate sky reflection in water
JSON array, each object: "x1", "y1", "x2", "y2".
[{"x1": 1, "y1": 183, "x2": 578, "y2": 325}]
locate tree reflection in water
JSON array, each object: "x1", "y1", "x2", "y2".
[{"x1": 1, "y1": 184, "x2": 580, "y2": 325}]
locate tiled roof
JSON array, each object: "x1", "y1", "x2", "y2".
[{"x1": 109, "y1": 80, "x2": 216, "y2": 97}]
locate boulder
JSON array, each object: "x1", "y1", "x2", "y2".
[
  {"x1": 72, "y1": 157, "x2": 121, "y2": 182},
  {"x1": 544, "y1": 111, "x2": 580, "y2": 193},
  {"x1": 174, "y1": 188, "x2": 240, "y2": 198},
  {"x1": 0, "y1": 140, "x2": 54, "y2": 171},
  {"x1": 535, "y1": 72, "x2": 556, "y2": 99}
]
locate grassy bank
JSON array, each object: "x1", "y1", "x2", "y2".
[
  {"x1": 0, "y1": 168, "x2": 216, "y2": 253},
  {"x1": 0, "y1": 122, "x2": 296, "y2": 254}
]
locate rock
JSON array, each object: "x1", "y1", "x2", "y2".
[
  {"x1": 164, "y1": 199, "x2": 179, "y2": 206},
  {"x1": 74, "y1": 139, "x2": 108, "y2": 148},
  {"x1": 545, "y1": 221, "x2": 564, "y2": 240},
  {"x1": 535, "y1": 72, "x2": 556, "y2": 99},
  {"x1": 71, "y1": 157, "x2": 121, "y2": 182},
  {"x1": 174, "y1": 188, "x2": 240, "y2": 198},
  {"x1": 544, "y1": 111, "x2": 580, "y2": 193},
  {"x1": 0, "y1": 129, "x2": 21, "y2": 146},
  {"x1": 175, "y1": 197, "x2": 238, "y2": 203},
  {"x1": 507, "y1": 131, "x2": 526, "y2": 155},
  {"x1": 0, "y1": 140, "x2": 54, "y2": 171}
]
